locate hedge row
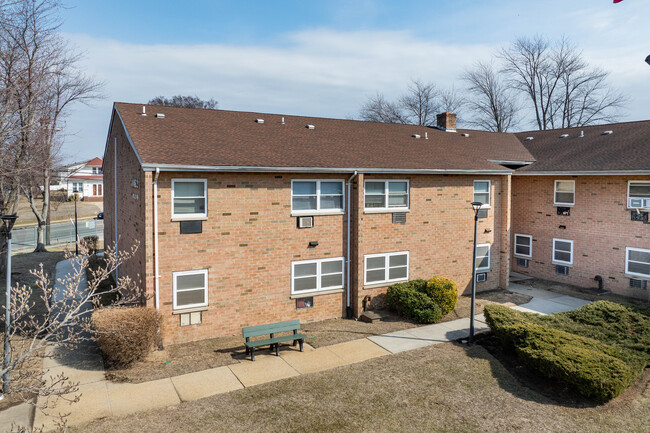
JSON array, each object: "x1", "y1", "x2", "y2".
[
  {"x1": 484, "y1": 304, "x2": 646, "y2": 401},
  {"x1": 386, "y1": 277, "x2": 458, "y2": 323}
]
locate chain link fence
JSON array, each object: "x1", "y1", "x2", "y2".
[{"x1": 11, "y1": 219, "x2": 104, "y2": 254}]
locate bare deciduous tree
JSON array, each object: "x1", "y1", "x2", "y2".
[
  {"x1": 462, "y1": 62, "x2": 518, "y2": 132},
  {"x1": 359, "y1": 92, "x2": 407, "y2": 124},
  {"x1": 148, "y1": 95, "x2": 218, "y2": 109},
  {"x1": 1, "y1": 243, "x2": 142, "y2": 427},
  {"x1": 500, "y1": 35, "x2": 625, "y2": 130}
]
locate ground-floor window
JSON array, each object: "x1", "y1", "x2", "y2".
[
  {"x1": 173, "y1": 269, "x2": 209, "y2": 309},
  {"x1": 514, "y1": 234, "x2": 532, "y2": 258},
  {"x1": 475, "y1": 243, "x2": 491, "y2": 271},
  {"x1": 553, "y1": 238, "x2": 574, "y2": 266},
  {"x1": 364, "y1": 251, "x2": 409, "y2": 285},
  {"x1": 625, "y1": 247, "x2": 650, "y2": 279},
  {"x1": 291, "y1": 257, "x2": 344, "y2": 295}
]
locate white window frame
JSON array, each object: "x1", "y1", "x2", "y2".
[
  {"x1": 173, "y1": 269, "x2": 209, "y2": 310},
  {"x1": 552, "y1": 238, "x2": 574, "y2": 266},
  {"x1": 627, "y1": 181, "x2": 650, "y2": 209},
  {"x1": 363, "y1": 251, "x2": 409, "y2": 285},
  {"x1": 290, "y1": 179, "x2": 345, "y2": 215},
  {"x1": 473, "y1": 180, "x2": 491, "y2": 208},
  {"x1": 625, "y1": 247, "x2": 650, "y2": 279},
  {"x1": 476, "y1": 243, "x2": 491, "y2": 271},
  {"x1": 363, "y1": 179, "x2": 410, "y2": 212},
  {"x1": 290, "y1": 257, "x2": 345, "y2": 295},
  {"x1": 554, "y1": 180, "x2": 575, "y2": 206},
  {"x1": 172, "y1": 178, "x2": 208, "y2": 219},
  {"x1": 514, "y1": 234, "x2": 533, "y2": 259}
]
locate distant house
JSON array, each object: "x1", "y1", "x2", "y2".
[{"x1": 51, "y1": 157, "x2": 104, "y2": 201}]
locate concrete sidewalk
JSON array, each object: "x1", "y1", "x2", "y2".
[{"x1": 23, "y1": 269, "x2": 591, "y2": 431}]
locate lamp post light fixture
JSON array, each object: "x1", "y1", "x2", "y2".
[
  {"x1": 469, "y1": 202, "x2": 483, "y2": 345},
  {"x1": 1, "y1": 213, "x2": 18, "y2": 395}
]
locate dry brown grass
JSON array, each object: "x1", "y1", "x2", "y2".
[
  {"x1": 72, "y1": 342, "x2": 650, "y2": 433},
  {"x1": 13, "y1": 194, "x2": 102, "y2": 228},
  {"x1": 106, "y1": 289, "x2": 531, "y2": 383}
]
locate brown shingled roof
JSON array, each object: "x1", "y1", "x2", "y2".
[
  {"x1": 114, "y1": 102, "x2": 534, "y2": 172},
  {"x1": 515, "y1": 121, "x2": 650, "y2": 172}
]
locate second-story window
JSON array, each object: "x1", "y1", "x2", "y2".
[
  {"x1": 627, "y1": 181, "x2": 650, "y2": 209},
  {"x1": 364, "y1": 180, "x2": 409, "y2": 211},
  {"x1": 554, "y1": 180, "x2": 575, "y2": 206},
  {"x1": 291, "y1": 180, "x2": 344, "y2": 214},
  {"x1": 172, "y1": 179, "x2": 207, "y2": 219},
  {"x1": 473, "y1": 180, "x2": 491, "y2": 207}
]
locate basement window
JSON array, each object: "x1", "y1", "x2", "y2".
[
  {"x1": 625, "y1": 247, "x2": 650, "y2": 279},
  {"x1": 554, "y1": 180, "x2": 575, "y2": 206},
  {"x1": 364, "y1": 251, "x2": 409, "y2": 285},
  {"x1": 364, "y1": 180, "x2": 409, "y2": 212},
  {"x1": 172, "y1": 179, "x2": 207, "y2": 219}
]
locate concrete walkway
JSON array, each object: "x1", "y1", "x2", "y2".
[{"x1": 21, "y1": 271, "x2": 591, "y2": 431}]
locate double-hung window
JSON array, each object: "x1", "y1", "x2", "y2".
[
  {"x1": 553, "y1": 238, "x2": 574, "y2": 265},
  {"x1": 291, "y1": 257, "x2": 344, "y2": 295},
  {"x1": 364, "y1": 251, "x2": 409, "y2": 285},
  {"x1": 554, "y1": 180, "x2": 575, "y2": 206},
  {"x1": 627, "y1": 181, "x2": 650, "y2": 209},
  {"x1": 364, "y1": 180, "x2": 409, "y2": 211},
  {"x1": 475, "y1": 244, "x2": 491, "y2": 271},
  {"x1": 625, "y1": 247, "x2": 650, "y2": 279},
  {"x1": 514, "y1": 234, "x2": 532, "y2": 258},
  {"x1": 473, "y1": 180, "x2": 491, "y2": 207},
  {"x1": 291, "y1": 180, "x2": 344, "y2": 214},
  {"x1": 172, "y1": 179, "x2": 207, "y2": 218},
  {"x1": 173, "y1": 269, "x2": 209, "y2": 310}
]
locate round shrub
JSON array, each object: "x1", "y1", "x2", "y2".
[
  {"x1": 386, "y1": 283, "x2": 443, "y2": 324},
  {"x1": 92, "y1": 307, "x2": 161, "y2": 366},
  {"x1": 423, "y1": 276, "x2": 458, "y2": 316}
]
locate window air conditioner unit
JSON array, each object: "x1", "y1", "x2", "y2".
[
  {"x1": 297, "y1": 216, "x2": 314, "y2": 229},
  {"x1": 629, "y1": 198, "x2": 650, "y2": 209}
]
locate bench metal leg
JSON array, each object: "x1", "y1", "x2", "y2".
[
  {"x1": 292, "y1": 329, "x2": 297, "y2": 346},
  {"x1": 299, "y1": 339, "x2": 304, "y2": 352},
  {"x1": 251, "y1": 347, "x2": 255, "y2": 361},
  {"x1": 275, "y1": 343, "x2": 280, "y2": 357}
]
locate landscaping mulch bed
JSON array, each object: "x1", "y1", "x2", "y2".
[{"x1": 106, "y1": 288, "x2": 531, "y2": 383}]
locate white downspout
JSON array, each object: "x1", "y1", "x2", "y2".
[
  {"x1": 346, "y1": 170, "x2": 358, "y2": 318},
  {"x1": 114, "y1": 137, "x2": 118, "y2": 281},
  {"x1": 153, "y1": 167, "x2": 160, "y2": 311}
]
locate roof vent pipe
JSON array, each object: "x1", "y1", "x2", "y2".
[
  {"x1": 461, "y1": 133, "x2": 469, "y2": 137},
  {"x1": 525, "y1": 137, "x2": 533, "y2": 141},
  {"x1": 281, "y1": 117, "x2": 285, "y2": 125},
  {"x1": 255, "y1": 119, "x2": 264, "y2": 124},
  {"x1": 424, "y1": 132, "x2": 428, "y2": 139},
  {"x1": 155, "y1": 113, "x2": 165, "y2": 119},
  {"x1": 579, "y1": 130, "x2": 584, "y2": 138},
  {"x1": 603, "y1": 130, "x2": 613, "y2": 135},
  {"x1": 141, "y1": 106, "x2": 146, "y2": 116},
  {"x1": 412, "y1": 134, "x2": 421, "y2": 139},
  {"x1": 560, "y1": 134, "x2": 569, "y2": 138},
  {"x1": 306, "y1": 124, "x2": 315, "y2": 130}
]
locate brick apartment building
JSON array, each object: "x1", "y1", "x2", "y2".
[{"x1": 103, "y1": 103, "x2": 649, "y2": 345}]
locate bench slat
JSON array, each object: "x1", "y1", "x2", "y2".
[
  {"x1": 245, "y1": 333, "x2": 307, "y2": 348},
  {"x1": 242, "y1": 319, "x2": 301, "y2": 338}
]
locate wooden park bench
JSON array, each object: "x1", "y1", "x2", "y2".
[{"x1": 242, "y1": 319, "x2": 306, "y2": 361}]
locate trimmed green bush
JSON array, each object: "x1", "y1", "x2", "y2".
[
  {"x1": 386, "y1": 283, "x2": 442, "y2": 324},
  {"x1": 423, "y1": 276, "x2": 458, "y2": 316},
  {"x1": 484, "y1": 304, "x2": 647, "y2": 401}
]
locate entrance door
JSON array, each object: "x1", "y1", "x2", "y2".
[
  {"x1": 93, "y1": 184, "x2": 97, "y2": 195},
  {"x1": 98, "y1": 184, "x2": 102, "y2": 196}
]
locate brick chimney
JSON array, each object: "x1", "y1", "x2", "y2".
[{"x1": 436, "y1": 112, "x2": 457, "y2": 132}]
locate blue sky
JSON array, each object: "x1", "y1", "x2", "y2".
[{"x1": 58, "y1": 0, "x2": 650, "y2": 162}]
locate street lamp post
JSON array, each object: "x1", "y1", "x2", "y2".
[
  {"x1": 2, "y1": 214, "x2": 18, "y2": 395},
  {"x1": 469, "y1": 202, "x2": 483, "y2": 345},
  {"x1": 74, "y1": 194, "x2": 78, "y2": 256}
]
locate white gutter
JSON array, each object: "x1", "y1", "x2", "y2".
[
  {"x1": 153, "y1": 167, "x2": 161, "y2": 311},
  {"x1": 346, "y1": 170, "x2": 358, "y2": 318},
  {"x1": 513, "y1": 170, "x2": 650, "y2": 176},
  {"x1": 114, "y1": 137, "x2": 118, "y2": 281},
  {"x1": 141, "y1": 163, "x2": 513, "y2": 175}
]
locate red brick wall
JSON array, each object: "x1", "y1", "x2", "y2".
[
  {"x1": 103, "y1": 112, "x2": 147, "y2": 292},
  {"x1": 511, "y1": 175, "x2": 650, "y2": 299},
  {"x1": 351, "y1": 174, "x2": 510, "y2": 314}
]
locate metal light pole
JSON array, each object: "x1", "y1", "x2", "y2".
[
  {"x1": 2, "y1": 214, "x2": 18, "y2": 395},
  {"x1": 469, "y1": 202, "x2": 483, "y2": 345},
  {"x1": 74, "y1": 194, "x2": 79, "y2": 256}
]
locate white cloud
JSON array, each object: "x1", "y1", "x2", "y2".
[{"x1": 61, "y1": 27, "x2": 650, "y2": 162}]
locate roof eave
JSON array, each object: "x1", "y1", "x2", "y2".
[{"x1": 513, "y1": 170, "x2": 650, "y2": 176}]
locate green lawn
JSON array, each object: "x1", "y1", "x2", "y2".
[{"x1": 73, "y1": 342, "x2": 649, "y2": 433}]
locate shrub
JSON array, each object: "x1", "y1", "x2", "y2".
[
  {"x1": 83, "y1": 235, "x2": 99, "y2": 255},
  {"x1": 92, "y1": 307, "x2": 161, "y2": 366},
  {"x1": 484, "y1": 304, "x2": 646, "y2": 401},
  {"x1": 386, "y1": 283, "x2": 442, "y2": 324},
  {"x1": 423, "y1": 276, "x2": 458, "y2": 316}
]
